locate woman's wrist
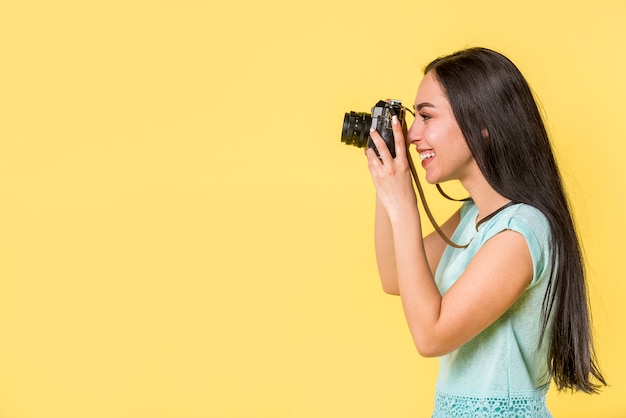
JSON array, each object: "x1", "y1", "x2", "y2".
[{"x1": 387, "y1": 201, "x2": 421, "y2": 230}]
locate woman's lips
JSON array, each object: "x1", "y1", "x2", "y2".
[{"x1": 419, "y1": 150, "x2": 436, "y2": 167}]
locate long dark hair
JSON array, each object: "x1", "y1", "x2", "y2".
[{"x1": 425, "y1": 47, "x2": 605, "y2": 393}]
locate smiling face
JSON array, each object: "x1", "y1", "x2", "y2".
[{"x1": 407, "y1": 71, "x2": 480, "y2": 185}]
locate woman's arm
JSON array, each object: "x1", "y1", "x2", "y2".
[
  {"x1": 374, "y1": 195, "x2": 399, "y2": 294},
  {"x1": 374, "y1": 195, "x2": 460, "y2": 295},
  {"x1": 367, "y1": 117, "x2": 532, "y2": 357},
  {"x1": 389, "y1": 207, "x2": 532, "y2": 357}
]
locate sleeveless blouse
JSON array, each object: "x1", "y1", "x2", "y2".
[{"x1": 432, "y1": 201, "x2": 553, "y2": 417}]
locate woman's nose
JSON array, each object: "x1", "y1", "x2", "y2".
[{"x1": 407, "y1": 120, "x2": 422, "y2": 143}]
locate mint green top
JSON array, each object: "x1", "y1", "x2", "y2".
[{"x1": 432, "y1": 201, "x2": 553, "y2": 418}]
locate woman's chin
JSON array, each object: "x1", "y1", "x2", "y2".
[{"x1": 424, "y1": 172, "x2": 440, "y2": 184}]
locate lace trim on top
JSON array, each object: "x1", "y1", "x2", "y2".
[{"x1": 432, "y1": 390, "x2": 552, "y2": 418}]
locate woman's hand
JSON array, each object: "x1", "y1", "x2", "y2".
[{"x1": 365, "y1": 115, "x2": 418, "y2": 223}]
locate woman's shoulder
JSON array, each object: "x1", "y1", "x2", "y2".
[
  {"x1": 491, "y1": 203, "x2": 553, "y2": 285},
  {"x1": 506, "y1": 203, "x2": 551, "y2": 236},
  {"x1": 459, "y1": 200, "x2": 551, "y2": 245},
  {"x1": 481, "y1": 202, "x2": 551, "y2": 244}
]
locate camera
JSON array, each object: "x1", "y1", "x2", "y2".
[{"x1": 341, "y1": 99, "x2": 405, "y2": 158}]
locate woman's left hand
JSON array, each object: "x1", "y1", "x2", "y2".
[{"x1": 365, "y1": 115, "x2": 418, "y2": 222}]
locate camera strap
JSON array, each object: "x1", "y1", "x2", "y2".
[
  {"x1": 435, "y1": 184, "x2": 471, "y2": 203},
  {"x1": 406, "y1": 146, "x2": 470, "y2": 249}
]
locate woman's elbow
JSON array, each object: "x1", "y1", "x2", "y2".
[
  {"x1": 414, "y1": 337, "x2": 452, "y2": 358},
  {"x1": 411, "y1": 324, "x2": 452, "y2": 357},
  {"x1": 415, "y1": 343, "x2": 440, "y2": 358},
  {"x1": 381, "y1": 280, "x2": 400, "y2": 295}
]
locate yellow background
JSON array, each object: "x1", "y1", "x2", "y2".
[{"x1": 0, "y1": 0, "x2": 624, "y2": 416}]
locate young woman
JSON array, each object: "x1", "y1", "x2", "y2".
[{"x1": 365, "y1": 47, "x2": 605, "y2": 417}]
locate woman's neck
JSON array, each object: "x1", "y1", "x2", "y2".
[{"x1": 461, "y1": 171, "x2": 510, "y2": 224}]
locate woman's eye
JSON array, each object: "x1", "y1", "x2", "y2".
[{"x1": 420, "y1": 113, "x2": 431, "y2": 121}]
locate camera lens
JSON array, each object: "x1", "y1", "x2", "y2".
[{"x1": 341, "y1": 111, "x2": 372, "y2": 148}]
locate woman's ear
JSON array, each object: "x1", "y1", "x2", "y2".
[{"x1": 481, "y1": 127, "x2": 489, "y2": 139}]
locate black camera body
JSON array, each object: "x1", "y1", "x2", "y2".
[{"x1": 341, "y1": 99, "x2": 404, "y2": 158}]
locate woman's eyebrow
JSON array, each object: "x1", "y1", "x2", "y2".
[{"x1": 414, "y1": 102, "x2": 436, "y2": 111}]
